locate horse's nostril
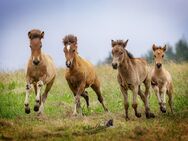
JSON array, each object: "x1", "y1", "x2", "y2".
[
  {"x1": 33, "y1": 60, "x2": 40, "y2": 65},
  {"x1": 112, "y1": 63, "x2": 118, "y2": 69},
  {"x1": 156, "y1": 63, "x2": 162, "y2": 68}
]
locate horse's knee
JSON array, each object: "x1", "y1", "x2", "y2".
[{"x1": 132, "y1": 103, "x2": 138, "y2": 109}]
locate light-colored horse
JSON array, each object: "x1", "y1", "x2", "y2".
[
  {"x1": 63, "y1": 34, "x2": 108, "y2": 116},
  {"x1": 151, "y1": 44, "x2": 173, "y2": 113},
  {"x1": 24, "y1": 29, "x2": 56, "y2": 115},
  {"x1": 111, "y1": 39, "x2": 155, "y2": 120}
]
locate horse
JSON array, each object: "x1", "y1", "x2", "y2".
[
  {"x1": 24, "y1": 29, "x2": 56, "y2": 115},
  {"x1": 111, "y1": 39, "x2": 155, "y2": 120},
  {"x1": 151, "y1": 44, "x2": 173, "y2": 113},
  {"x1": 63, "y1": 34, "x2": 108, "y2": 116}
]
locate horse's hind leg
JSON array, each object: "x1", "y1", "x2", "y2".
[
  {"x1": 138, "y1": 85, "x2": 146, "y2": 104},
  {"x1": 144, "y1": 79, "x2": 155, "y2": 118},
  {"x1": 91, "y1": 79, "x2": 108, "y2": 112},
  {"x1": 38, "y1": 77, "x2": 55, "y2": 115},
  {"x1": 81, "y1": 91, "x2": 89, "y2": 108},
  {"x1": 167, "y1": 84, "x2": 174, "y2": 114}
]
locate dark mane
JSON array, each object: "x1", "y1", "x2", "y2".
[
  {"x1": 112, "y1": 40, "x2": 125, "y2": 47},
  {"x1": 28, "y1": 29, "x2": 42, "y2": 39},
  {"x1": 63, "y1": 34, "x2": 77, "y2": 45},
  {"x1": 125, "y1": 50, "x2": 134, "y2": 59}
]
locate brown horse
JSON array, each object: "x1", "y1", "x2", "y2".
[
  {"x1": 63, "y1": 34, "x2": 108, "y2": 116},
  {"x1": 111, "y1": 39, "x2": 155, "y2": 120},
  {"x1": 151, "y1": 44, "x2": 173, "y2": 113},
  {"x1": 24, "y1": 29, "x2": 56, "y2": 115}
]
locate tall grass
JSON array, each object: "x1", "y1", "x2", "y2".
[{"x1": 0, "y1": 63, "x2": 188, "y2": 140}]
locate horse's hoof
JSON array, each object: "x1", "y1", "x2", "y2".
[
  {"x1": 146, "y1": 112, "x2": 155, "y2": 119},
  {"x1": 135, "y1": 112, "x2": 141, "y2": 118},
  {"x1": 105, "y1": 108, "x2": 109, "y2": 112},
  {"x1": 25, "y1": 107, "x2": 30, "y2": 114},
  {"x1": 125, "y1": 117, "x2": 130, "y2": 121},
  {"x1": 34, "y1": 105, "x2": 39, "y2": 112},
  {"x1": 149, "y1": 112, "x2": 155, "y2": 118},
  {"x1": 160, "y1": 107, "x2": 166, "y2": 113}
]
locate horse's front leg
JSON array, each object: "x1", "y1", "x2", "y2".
[
  {"x1": 24, "y1": 83, "x2": 32, "y2": 114},
  {"x1": 34, "y1": 80, "x2": 43, "y2": 112},
  {"x1": 160, "y1": 85, "x2": 167, "y2": 113},
  {"x1": 132, "y1": 86, "x2": 141, "y2": 118},
  {"x1": 120, "y1": 85, "x2": 129, "y2": 120},
  {"x1": 73, "y1": 82, "x2": 85, "y2": 116}
]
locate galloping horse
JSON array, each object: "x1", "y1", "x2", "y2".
[
  {"x1": 24, "y1": 29, "x2": 56, "y2": 115},
  {"x1": 63, "y1": 34, "x2": 108, "y2": 116},
  {"x1": 151, "y1": 44, "x2": 173, "y2": 113},
  {"x1": 111, "y1": 39, "x2": 155, "y2": 120}
]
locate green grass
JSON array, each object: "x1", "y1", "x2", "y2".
[{"x1": 0, "y1": 62, "x2": 188, "y2": 141}]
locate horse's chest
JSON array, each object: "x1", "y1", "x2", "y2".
[
  {"x1": 151, "y1": 76, "x2": 165, "y2": 88},
  {"x1": 29, "y1": 67, "x2": 46, "y2": 80}
]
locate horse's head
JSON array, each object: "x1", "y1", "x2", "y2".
[
  {"x1": 28, "y1": 29, "x2": 44, "y2": 66},
  {"x1": 111, "y1": 39, "x2": 129, "y2": 69},
  {"x1": 152, "y1": 44, "x2": 167, "y2": 69},
  {"x1": 63, "y1": 35, "x2": 78, "y2": 68}
]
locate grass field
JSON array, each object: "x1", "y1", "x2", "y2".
[{"x1": 0, "y1": 62, "x2": 188, "y2": 141}]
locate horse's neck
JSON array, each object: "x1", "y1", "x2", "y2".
[
  {"x1": 118, "y1": 54, "x2": 133, "y2": 75},
  {"x1": 69, "y1": 54, "x2": 82, "y2": 71}
]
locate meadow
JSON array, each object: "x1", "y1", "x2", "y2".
[{"x1": 0, "y1": 62, "x2": 188, "y2": 141}]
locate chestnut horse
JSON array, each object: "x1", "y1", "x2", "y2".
[
  {"x1": 63, "y1": 34, "x2": 108, "y2": 116},
  {"x1": 24, "y1": 29, "x2": 56, "y2": 115},
  {"x1": 111, "y1": 39, "x2": 155, "y2": 120},
  {"x1": 151, "y1": 44, "x2": 173, "y2": 113}
]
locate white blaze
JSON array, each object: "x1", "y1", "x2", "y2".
[{"x1": 67, "y1": 45, "x2": 71, "y2": 51}]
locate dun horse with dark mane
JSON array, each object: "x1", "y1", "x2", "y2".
[
  {"x1": 63, "y1": 35, "x2": 108, "y2": 116},
  {"x1": 24, "y1": 29, "x2": 56, "y2": 115},
  {"x1": 111, "y1": 39, "x2": 155, "y2": 120}
]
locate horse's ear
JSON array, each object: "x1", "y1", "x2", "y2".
[
  {"x1": 111, "y1": 40, "x2": 115, "y2": 47},
  {"x1": 28, "y1": 31, "x2": 31, "y2": 39},
  {"x1": 41, "y1": 31, "x2": 44, "y2": 39},
  {"x1": 163, "y1": 45, "x2": 167, "y2": 52},
  {"x1": 123, "y1": 39, "x2": 129, "y2": 48},
  {"x1": 152, "y1": 44, "x2": 157, "y2": 51}
]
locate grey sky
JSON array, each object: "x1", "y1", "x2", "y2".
[{"x1": 0, "y1": 0, "x2": 188, "y2": 70}]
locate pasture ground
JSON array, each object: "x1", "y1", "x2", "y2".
[{"x1": 0, "y1": 63, "x2": 188, "y2": 141}]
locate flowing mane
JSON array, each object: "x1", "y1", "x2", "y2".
[
  {"x1": 125, "y1": 50, "x2": 134, "y2": 59},
  {"x1": 63, "y1": 34, "x2": 77, "y2": 45}
]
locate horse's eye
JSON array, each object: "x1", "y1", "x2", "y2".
[
  {"x1": 120, "y1": 52, "x2": 123, "y2": 55},
  {"x1": 72, "y1": 49, "x2": 75, "y2": 52},
  {"x1": 154, "y1": 55, "x2": 156, "y2": 58},
  {"x1": 162, "y1": 55, "x2": 164, "y2": 58}
]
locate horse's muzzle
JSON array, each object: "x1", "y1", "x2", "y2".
[
  {"x1": 33, "y1": 60, "x2": 40, "y2": 65},
  {"x1": 156, "y1": 63, "x2": 162, "y2": 69},
  {"x1": 66, "y1": 61, "x2": 71, "y2": 68},
  {"x1": 112, "y1": 63, "x2": 118, "y2": 69}
]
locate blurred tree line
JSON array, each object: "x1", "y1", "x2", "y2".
[{"x1": 99, "y1": 37, "x2": 188, "y2": 65}]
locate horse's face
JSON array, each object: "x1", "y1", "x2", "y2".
[
  {"x1": 28, "y1": 30, "x2": 44, "y2": 66},
  {"x1": 152, "y1": 44, "x2": 167, "y2": 69},
  {"x1": 64, "y1": 43, "x2": 77, "y2": 68},
  {"x1": 111, "y1": 39, "x2": 128, "y2": 69}
]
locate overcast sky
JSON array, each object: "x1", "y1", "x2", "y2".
[{"x1": 0, "y1": 0, "x2": 188, "y2": 70}]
